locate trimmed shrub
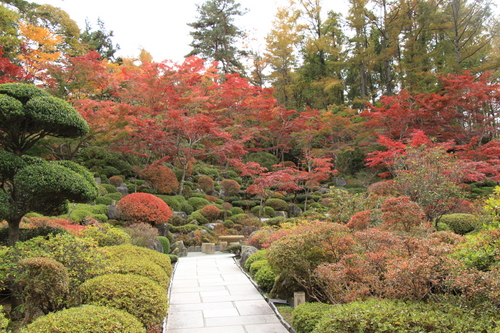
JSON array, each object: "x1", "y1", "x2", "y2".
[
  {"x1": 101, "y1": 183, "x2": 118, "y2": 193},
  {"x1": 109, "y1": 176, "x2": 124, "y2": 186},
  {"x1": 19, "y1": 305, "x2": 145, "y2": 333},
  {"x1": 95, "y1": 192, "x2": 122, "y2": 205},
  {"x1": 158, "y1": 236, "x2": 170, "y2": 254},
  {"x1": 220, "y1": 179, "x2": 241, "y2": 196},
  {"x1": 0, "y1": 226, "x2": 67, "y2": 246},
  {"x1": 245, "y1": 249, "x2": 267, "y2": 271},
  {"x1": 249, "y1": 259, "x2": 268, "y2": 276},
  {"x1": 101, "y1": 243, "x2": 172, "y2": 277},
  {"x1": 292, "y1": 302, "x2": 333, "y2": 333},
  {"x1": 231, "y1": 206, "x2": 244, "y2": 215},
  {"x1": 107, "y1": 259, "x2": 170, "y2": 289},
  {"x1": 311, "y1": 299, "x2": 494, "y2": 333},
  {"x1": 439, "y1": 213, "x2": 479, "y2": 235},
  {"x1": 264, "y1": 217, "x2": 286, "y2": 227},
  {"x1": 117, "y1": 193, "x2": 173, "y2": 225},
  {"x1": 265, "y1": 198, "x2": 288, "y2": 211},
  {"x1": 187, "y1": 210, "x2": 209, "y2": 224},
  {"x1": 198, "y1": 176, "x2": 215, "y2": 193},
  {"x1": 79, "y1": 223, "x2": 131, "y2": 247},
  {"x1": 157, "y1": 195, "x2": 182, "y2": 212},
  {"x1": 201, "y1": 205, "x2": 221, "y2": 222},
  {"x1": 253, "y1": 262, "x2": 276, "y2": 292},
  {"x1": 168, "y1": 254, "x2": 179, "y2": 263},
  {"x1": 78, "y1": 273, "x2": 168, "y2": 328},
  {"x1": 251, "y1": 205, "x2": 276, "y2": 218},
  {"x1": 187, "y1": 197, "x2": 211, "y2": 210},
  {"x1": 232, "y1": 200, "x2": 258, "y2": 209},
  {"x1": 16, "y1": 257, "x2": 69, "y2": 314},
  {"x1": 140, "y1": 165, "x2": 179, "y2": 194},
  {"x1": 124, "y1": 223, "x2": 159, "y2": 248}
]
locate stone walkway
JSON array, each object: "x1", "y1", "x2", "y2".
[{"x1": 164, "y1": 252, "x2": 290, "y2": 333}]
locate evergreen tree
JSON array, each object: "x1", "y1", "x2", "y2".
[{"x1": 186, "y1": 0, "x2": 248, "y2": 76}]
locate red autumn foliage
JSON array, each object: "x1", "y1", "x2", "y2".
[
  {"x1": 116, "y1": 193, "x2": 173, "y2": 225},
  {"x1": 140, "y1": 165, "x2": 179, "y2": 195},
  {"x1": 346, "y1": 210, "x2": 372, "y2": 231},
  {"x1": 381, "y1": 197, "x2": 426, "y2": 232},
  {"x1": 25, "y1": 217, "x2": 85, "y2": 235},
  {"x1": 200, "y1": 204, "x2": 221, "y2": 221}
]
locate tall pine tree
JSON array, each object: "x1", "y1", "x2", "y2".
[{"x1": 187, "y1": 0, "x2": 248, "y2": 76}]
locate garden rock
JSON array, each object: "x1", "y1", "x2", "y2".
[
  {"x1": 288, "y1": 204, "x2": 302, "y2": 218},
  {"x1": 275, "y1": 211, "x2": 288, "y2": 218},
  {"x1": 173, "y1": 211, "x2": 188, "y2": 220},
  {"x1": 239, "y1": 245, "x2": 258, "y2": 267},
  {"x1": 107, "y1": 205, "x2": 119, "y2": 219},
  {"x1": 116, "y1": 183, "x2": 129, "y2": 195},
  {"x1": 147, "y1": 238, "x2": 164, "y2": 253},
  {"x1": 171, "y1": 241, "x2": 188, "y2": 257}
]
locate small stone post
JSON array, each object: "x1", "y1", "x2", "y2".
[{"x1": 294, "y1": 292, "x2": 306, "y2": 307}]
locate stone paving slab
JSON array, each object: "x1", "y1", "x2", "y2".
[{"x1": 165, "y1": 252, "x2": 289, "y2": 333}]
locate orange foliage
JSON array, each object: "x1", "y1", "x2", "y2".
[
  {"x1": 200, "y1": 205, "x2": 221, "y2": 222},
  {"x1": 116, "y1": 193, "x2": 173, "y2": 225},
  {"x1": 140, "y1": 165, "x2": 179, "y2": 194},
  {"x1": 25, "y1": 216, "x2": 85, "y2": 235}
]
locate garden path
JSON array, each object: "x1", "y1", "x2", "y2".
[{"x1": 164, "y1": 252, "x2": 289, "y2": 333}]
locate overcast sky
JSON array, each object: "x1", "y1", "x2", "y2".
[{"x1": 37, "y1": 0, "x2": 348, "y2": 63}]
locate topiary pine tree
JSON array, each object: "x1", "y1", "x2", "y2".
[{"x1": 0, "y1": 83, "x2": 97, "y2": 245}]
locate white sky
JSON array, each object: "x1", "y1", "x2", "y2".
[{"x1": 36, "y1": 0, "x2": 348, "y2": 63}]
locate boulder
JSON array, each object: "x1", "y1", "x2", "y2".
[
  {"x1": 275, "y1": 211, "x2": 288, "y2": 218},
  {"x1": 288, "y1": 204, "x2": 303, "y2": 218},
  {"x1": 239, "y1": 245, "x2": 258, "y2": 268},
  {"x1": 173, "y1": 211, "x2": 188, "y2": 220},
  {"x1": 171, "y1": 241, "x2": 188, "y2": 257}
]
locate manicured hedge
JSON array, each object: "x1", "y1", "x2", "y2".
[
  {"x1": 292, "y1": 302, "x2": 334, "y2": 333},
  {"x1": 20, "y1": 305, "x2": 145, "y2": 333},
  {"x1": 78, "y1": 273, "x2": 168, "y2": 329}
]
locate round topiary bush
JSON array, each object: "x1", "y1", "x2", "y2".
[
  {"x1": 78, "y1": 273, "x2": 168, "y2": 329},
  {"x1": 265, "y1": 198, "x2": 288, "y2": 211},
  {"x1": 253, "y1": 262, "x2": 276, "y2": 292},
  {"x1": 200, "y1": 204, "x2": 221, "y2": 222},
  {"x1": 109, "y1": 176, "x2": 124, "y2": 186},
  {"x1": 140, "y1": 165, "x2": 179, "y2": 194},
  {"x1": 106, "y1": 259, "x2": 170, "y2": 289},
  {"x1": 292, "y1": 302, "x2": 334, "y2": 333},
  {"x1": 249, "y1": 259, "x2": 268, "y2": 276},
  {"x1": 157, "y1": 236, "x2": 170, "y2": 254},
  {"x1": 220, "y1": 179, "x2": 241, "y2": 196},
  {"x1": 439, "y1": 213, "x2": 479, "y2": 235},
  {"x1": 198, "y1": 176, "x2": 215, "y2": 193},
  {"x1": 101, "y1": 243, "x2": 172, "y2": 277},
  {"x1": 187, "y1": 197, "x2": 211, "y2": 210},
  {"x1": 245, "y1": 250, "x2": 267, "y2": 271},
  {"x1": 19, "y1": 305, "x2": 145, "y2": 333},
  {"x1": 116, "y1": 193, "x2": 173, "y2": 225}
]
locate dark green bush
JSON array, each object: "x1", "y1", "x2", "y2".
[
  {"x1": 158, "y1": 236, "x2": 170, "y2": 254},
  {"x1": 95, "y1": 192, "x2": 123, "y2": 205},
  {"x1": 251, "y1": 206, "x2": 276, "y2": 218},
  {"x1": 439, "y1": 213, "x2": 480, "y2": 235},
  {"x1": 230, "y1": 206, "x2": 244, "y2": 215},
  {"x1": 292, "y1": 302, "x2": 334, "y2": 333},
  {"x1": 265, "y1": 198, "x2": 288, "y2": 211},
  {"x1": 264, "y1": 217, "x2": 286, "y2": 227},
  {"x1": 168, "y1": 254, "x2": 179, "y2": 263},
  {"x1": 245, "y1": 250, "x2": 267, "y2": 271},
  {"x1": 244, "y1": 151, "x2": 278, "y2": 171},
  {"x1": 187, "y1": 210, "x2": 209, "y2": 224},
  {"x1": 78, "y1": 273, "x2": 168, "y2": 329},
  {"x1": 19, "y1": 305, "x2": 145, "y2": 333},
  {"x1": 229, "y1": 213, "x2": 251, "y2": 223},
  {"x1": 253, "y1": 262, "x2": 276, "y2": 292},
  {"x1": 170, "y1": 223, "x2": 202, "y2": 234},
  {"x1": 311, "y1": 299, "x2": 495, "y2": 333},
  {"x1": 249, "y1": 259, "x2": 268, "y2": 276},
  {"x1": 101, "y1": 184, "x2": 118, "y2": 193},
  {"x1": 232, "y1": 200, "x2": 258, "y2": 208},
  {"x1": 187, "y1": 197, "x2": 211, "y2": 210},
  {"x1": 157, "y1": 195, "x2": 182, "y2": 211}
]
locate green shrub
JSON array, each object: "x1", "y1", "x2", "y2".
[
  {"x1": 107, "y1": 259, "x2": 170, "y2": 289},
  {"x1": 101, "y1": 243, "x2": 172, "y2": 277},
  {"x1": 168, "y1": 254, "x2": 179, "y2": 263},
  {"x1": 187, "y1": 210, "x2": 209, "y2": 224},
  {"x1": 231, "y1": 206, "x2": 244, "y2": 215},
  {"x1": 95, "y1": 192, "x2": 123, "y2": 205},
  {"x1": 158, "y1": 236, "x2": 170, "y2": 254},
  {"x1": 223, "y1": 220, "x2": 235, "y2": 228},
  {"x1": 224, "y1": 243, "x2": 242, "y2": 255},
  {"x1": 264, "y1": 217, "x2": 286, "y2": 227},
  {"x1": 292, "y1": 302, "x2": 334, "y2": 333},
  {"x1": 101, "y1": 183, "x2": 118, "y2": 193},
  {"x1": 439, "y1": 213, "x2": 480, "y2": 235},
  {"x1": 249, "y1": 259, "x2": 268, "y2": 276},
  {"x1": 157, "y1": 195, "x2": 182, "y2": 211},
  {"x1": 312, "y1": 299, "x2": 495, "y2": 333},
  {"x1": 232, "y1": 200, "x2": 258, "y2": 208},
  {"x1": 265, "y1": 198, "x2": 288, "y2": 211},
  {"x1": 230, "y1": 213, "x2": 250, "y2": 223},
  {"x1": 251, "y1": 206, "x2": 276, "y2": 218},
  {"x1": 78, "y1": 273, "x2": 167, "y2": 329},
  {"x1": 245, "y1": 250, "x2": 267, "y2": 270},
  {"x1": 0, "y1": 226, "x2": 67, "y2": 246},
  {"x1": 169, "y1": 224, "x2": 201, "y2": 234},
  {"x1": 194, "y1": 162, "x2": 219, "y2": 177},
  {"x1": 80, "y1": 223, "x2": 131, "y2": 247},
  {"x1": 253, "y1": 263, "x2": 276, "y2": 292},
  {"x1": 0, "y1": 305, "x2": 8, "y2": 331},
  {"x1": 245, "y1": 151, "x2": 278, "y2": 171},
  {"x1": 187, "y1": 197, "x2": 211, "y2": 210},
  {"x1": 19, "y1": 305, "x2": 145, "y2": 333}
]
